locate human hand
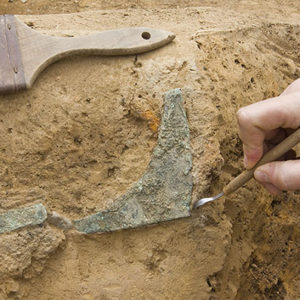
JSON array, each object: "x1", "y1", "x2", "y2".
[{"x1": 237, "y1": 78, "x2": 300, "y2": 194}]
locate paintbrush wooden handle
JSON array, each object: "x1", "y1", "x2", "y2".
[
  {"x1": 223, "y1": 127, "x2": 300, "y2": 195},
  {"x1": 0, "y1": 15, "x2": 175, "y2": 93}
]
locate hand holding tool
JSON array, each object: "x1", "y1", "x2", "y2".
[{"x1": 194, "y1": 127, "x2": 300, "y2": 209}]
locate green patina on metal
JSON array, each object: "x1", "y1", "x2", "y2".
[
  {"x1": 73, "y1": 88, "x2": 193, "y2": 233},
  {"x1": 0, "y1": 89, "x2": 192, "y2": 235},
  {"x1": 0, "y1": 203, "x2": 47, "y2": 234}
]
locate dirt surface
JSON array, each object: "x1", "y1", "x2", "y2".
[{"x1": 0, "y1": 1, "x2": 300, "y2": 299}]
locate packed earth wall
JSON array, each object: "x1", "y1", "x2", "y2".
[{"x1": 0, "y1": 1, "x2": 300, "y2": 299}]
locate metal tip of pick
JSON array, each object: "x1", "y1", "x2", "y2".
[{"x1": 193, "y1": 192, "x2": 224, "y2": 209}]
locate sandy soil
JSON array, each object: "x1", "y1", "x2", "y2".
[{"x1": 0, "y1": 1, "x2": 299, "y2": 299}]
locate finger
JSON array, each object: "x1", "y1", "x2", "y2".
[
  {"x1": 237, "y1": 92, "x2": 300, "y2": 168},
  {"x1": 261, "y1": 182, "x2": 281, "y2": 195},
  {"x1": 254, "y1": 160, "x2": 300, "y2": 191},
  {"x1": 281, "y1": 78, "x2": 300, "y2": 95}
]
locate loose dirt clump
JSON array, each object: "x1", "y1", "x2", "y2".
[{"x1": 0, "y1": 1, "x2": 299, "y2": 299}]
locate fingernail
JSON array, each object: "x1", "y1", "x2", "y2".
[
  {"x1": 254, "y1": 169, "x2": 269, "y2": 183},
  {"x1": 244, "y1": 155, "x2": 256, "y2": 169}
]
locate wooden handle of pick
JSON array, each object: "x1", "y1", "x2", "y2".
[{"x1": 223, "y1": 127, "x2": 300, "y2": 195}]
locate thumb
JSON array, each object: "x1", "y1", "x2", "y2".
[{"x1": 254, "y1": 160, "x2": 300, "y2": 191}]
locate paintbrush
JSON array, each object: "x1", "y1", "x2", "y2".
[{"x1": 0, "y1": 15, "x2": 175, "y2": 94}]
